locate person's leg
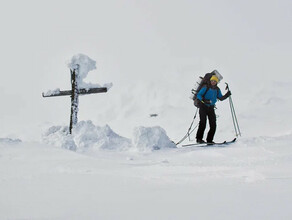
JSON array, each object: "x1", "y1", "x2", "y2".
[
  {"x1": 206, "y1": 107, "x2": 216, "y2": 143},
  {"x1": 196, "y1": 106, "x2": 207, "y2": 142}
]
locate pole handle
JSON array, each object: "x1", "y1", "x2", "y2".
[{"x1": 225, "y1": 82, "x2": 230, "y2": 91}]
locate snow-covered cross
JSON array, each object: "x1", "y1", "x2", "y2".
[{"x1": 42, "y1": 54, "x2": 112, "y2": 134}]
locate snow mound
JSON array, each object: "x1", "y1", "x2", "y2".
[
  {"x1": 42, "y1": 121, "x2": 132, "y2": 152},
  {"x1": 73, "y1": 121, "x2": 132, "y2": 151},
  {"x1": 133, "y1": 126, "x2": 176, "y2": 151},
  {"x1": 42, "y1": 122, "x2": 176, "y2": 153},
  {"x1": 43, "y1": 126, "x2": 77, "y2": 151}
]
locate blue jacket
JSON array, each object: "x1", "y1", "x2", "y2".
[{"x1": 197, "y1": 86, "x2": 223, "y2": 106}]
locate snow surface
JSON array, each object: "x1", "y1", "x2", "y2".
[{"x1": 1, "y1": 134, "x2": 292, "y2": 220}]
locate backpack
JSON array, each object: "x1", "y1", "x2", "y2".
[{"x1": 191, "y1": 70, "x2": 223, "y2": 107}]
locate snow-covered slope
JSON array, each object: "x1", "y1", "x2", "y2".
[{"x1": 1, "y1": 133, "x2": 292, "y2": 220}]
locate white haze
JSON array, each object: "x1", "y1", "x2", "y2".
[
  {"x1": 0, "y1": 1, "x2": 292, "y2": 219},
  {"x1": 0, "y1": 0, "x2": 291, "y2": 141}
]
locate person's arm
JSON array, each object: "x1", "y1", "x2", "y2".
[
  {"x1": 218, "y1": 89, "x2": 231, "y2": 101},
  {"x1": 196, "y1": 87, "x2": 207, "y2": 101},
  {"x1": 197, "y1": 87, "x2": 212, "y2": 104}
]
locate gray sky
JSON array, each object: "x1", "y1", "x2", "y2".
[{"x1": 0, "y1": 0, "x2": 291, "y2": 139}]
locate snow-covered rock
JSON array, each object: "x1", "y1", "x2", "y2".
[{"x1": 133, "y1": 126, "x2": 176, "y2": 151}]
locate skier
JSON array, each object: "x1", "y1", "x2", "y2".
[{"x1": 196, "y1": 75, "x2": 231, "y2": 144}]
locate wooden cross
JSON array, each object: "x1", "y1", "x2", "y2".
[{"x1": 42, "y1": 65, "x2": 108, "y2": 134}]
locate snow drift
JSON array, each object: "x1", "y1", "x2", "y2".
[
  {"x1": 42, "y1": 121, "x2": 176, "y2": 152},
  {"x1": 133, "y1": 126, "x2": 176, "y2": 151},
  {"x1": 43, "y1": 121, "x2": 132, "y2": 152}
]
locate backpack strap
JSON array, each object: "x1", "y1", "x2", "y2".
[{"x1": 202, "y1": 86, "x2": 209, "y2": 99}]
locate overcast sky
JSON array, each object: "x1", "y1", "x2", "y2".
[{"x1": 0, "y1": 0, "x2": 291, "y2": 140}]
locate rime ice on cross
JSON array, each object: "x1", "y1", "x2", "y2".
[{"x1": 42, "y1": 54, "x2": 111, "y2": 134}]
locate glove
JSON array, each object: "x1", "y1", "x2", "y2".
[
  {"x1": 218, "y1": 91, "x2": 231, "y2": 101},
  {"x1": 202, "y1": 99, "x2": 211, "y2": 104},
  {"x1": 225, "y1": 91, "x2": 231, "y2": 97}
]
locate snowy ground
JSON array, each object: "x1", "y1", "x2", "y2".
[
  {"x1": 1, "y1": 1, "x2": 292, "y2": 219},
  {"x1": 1, "y1": 133, "x2": 292, "y2": 220}
]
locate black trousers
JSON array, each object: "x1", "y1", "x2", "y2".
[{"x1": 196, "y1": 104, "x2": 216, "y2": 142}]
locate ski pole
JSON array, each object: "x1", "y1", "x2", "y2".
[
  {"x1": 187, "y1": 108, "x2": 199, "y2": 141},
  {"x1": 225, "y1": 83, "x2": 241, "y2": 137},
  {"x1": 229, "y1": 96, "x2": 238, "y2": 136},
  {"x1": 226, "y1": 84, "x2": 240, "y2": 137},
  {"x1": 230, "y1": 97, "x2": 241, "y2": 136},
  {"x1": 176, "y1": 108, "x2": 199, "y2": 145},
  {"x1": 229, "y1": 94, "x2": 241, "y2": 136}
]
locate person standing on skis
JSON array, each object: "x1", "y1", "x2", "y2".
[{"x1": 196, "y1": 75, "x2": 231, "y2": 144}]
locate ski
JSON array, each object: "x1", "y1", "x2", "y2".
[
  {"x1": 206, "y1": 138, "x2": 237, "y2": 146},
  {"x1": 182, "y1": 138, "x2": 236, "y2": 147}
]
